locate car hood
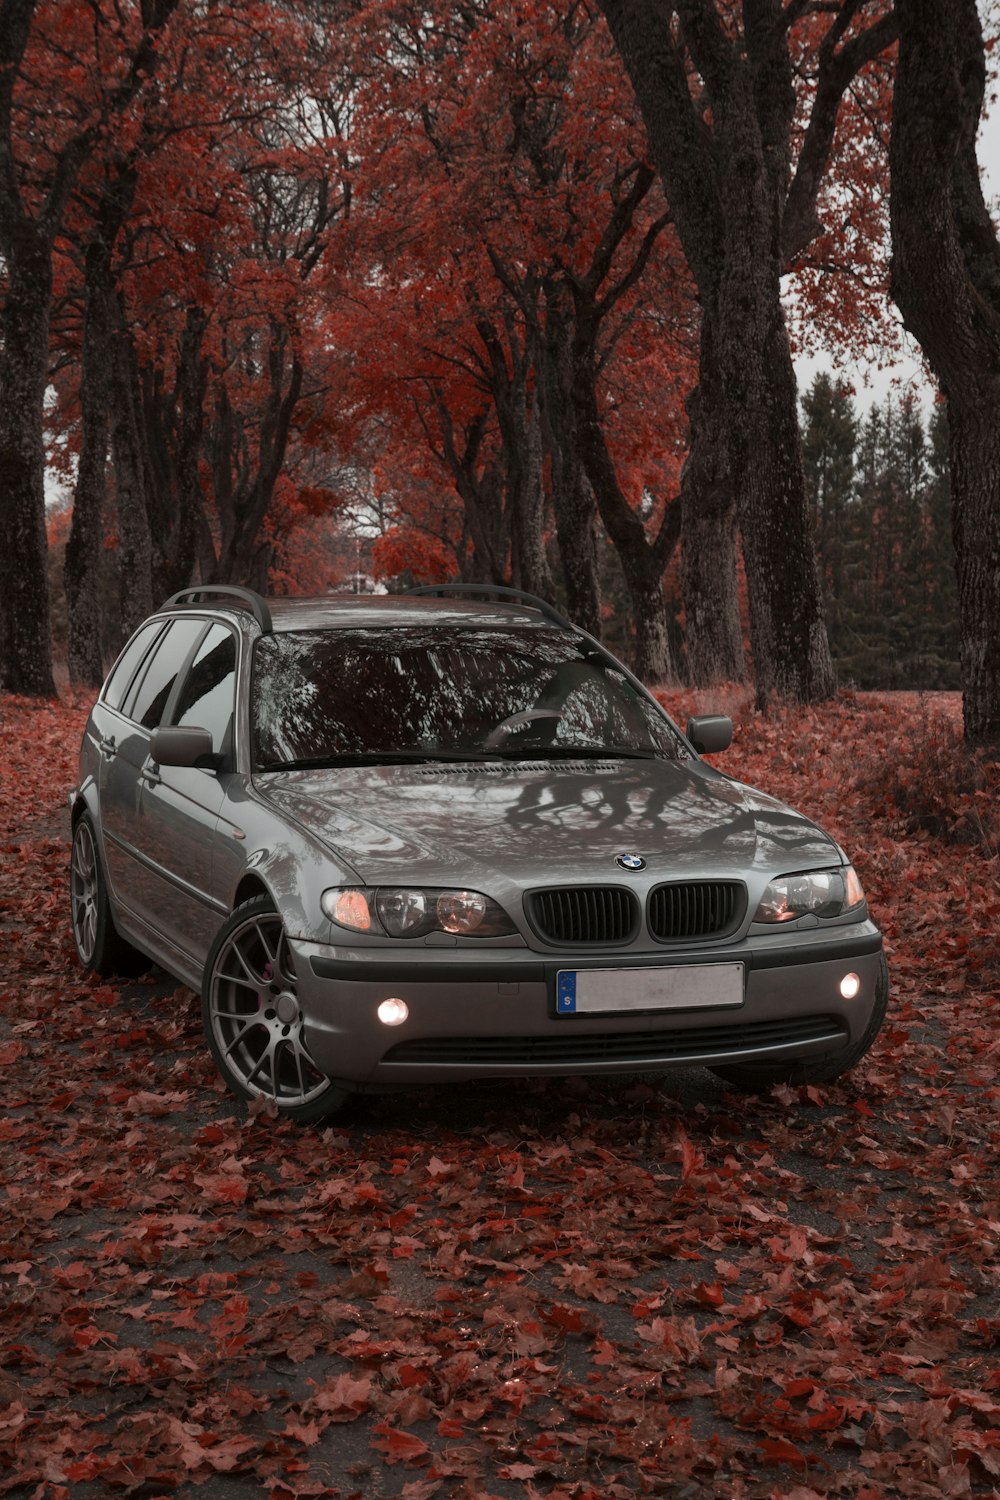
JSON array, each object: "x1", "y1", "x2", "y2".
[{"x1": 256, "y1": 756, "x2": 841, "y2": 885}]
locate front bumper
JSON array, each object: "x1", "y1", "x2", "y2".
[{"x1": 290, "y1": 921, "x2": 885, "y2": 1085}]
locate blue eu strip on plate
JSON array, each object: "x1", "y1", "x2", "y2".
[{"x1": 557, "y1": 973, "x2": 577, "y2": 1013}]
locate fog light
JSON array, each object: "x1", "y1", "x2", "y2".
[
  {"x1": 377, "y1": 998, "x2": 409, "y2": 1026},
  {"x1": 840, "y1": 972, "x2": 861, "y2": 1000}
]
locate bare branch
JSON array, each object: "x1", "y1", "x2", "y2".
[{"x1": 783, "y1": 3, "x2": 898, "y2": 262}]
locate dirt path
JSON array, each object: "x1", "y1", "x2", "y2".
[{"x1": 2, "y1": 691, "x2": 998, "y2": 1499}]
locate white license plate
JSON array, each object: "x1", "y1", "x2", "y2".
[{"x1": 556, "y1": 963, "x2": 744, "y2": 1015}]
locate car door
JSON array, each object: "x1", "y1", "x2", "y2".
[
  {"x1": 97, "y1": 619, "x2": 170, "y2": 902},
  {"x1": 100, "y1": 617, "x2": 208, "y2": 926},
  {"x1": 133, "y1": 621, "x2": 239, "y2": 963},
  {"x1": 94, "y1": 618, "x2": 164, "y2": 864}
]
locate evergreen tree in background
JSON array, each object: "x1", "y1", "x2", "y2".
[
  {"x1": 801, "y1": 374, "x2": 959, "y2": 690},
  {"x1": 802, "y1": 373, "x2": 857, "y2": 654}
]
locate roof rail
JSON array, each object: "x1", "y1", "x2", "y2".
[
  {"x1": 404, "y1": 583, "x2": 573, "y2": 630},
  {"x1": 160, "y1": 586, "x2": 273, "y2": 633}
]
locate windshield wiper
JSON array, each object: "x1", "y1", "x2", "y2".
[
  {"x1": 490, "y1": 745, "x2": 666, "y2": 761},
  {"x1": 257, "y1": 745, "x2": 670, "y2": 772},
  {"x1": 256, "y1": 750, "x2": 509, "y2": 772}
]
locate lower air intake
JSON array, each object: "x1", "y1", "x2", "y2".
[{"x1": 383, "y1": 1015, "x2": 848, "y2": 1067}]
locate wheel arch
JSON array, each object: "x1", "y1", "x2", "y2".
[
  {"x1": 70, "y1": 783, "x2": 99, "y2": 831},
  {"x1": 232, "y1": 871, "x2": 276, "y2": 911}
]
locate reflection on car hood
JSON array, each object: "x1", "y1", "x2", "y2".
[{"x1": 256, "y1": 757, "x2": 840, "y2": 885}]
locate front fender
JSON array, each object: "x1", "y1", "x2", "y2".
[{"x1": 215, "y1": 778, "x2": 363, "y2": 943}]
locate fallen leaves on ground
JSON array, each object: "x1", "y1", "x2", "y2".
[{"x1": 1, "y1": 688, "x2": 998, "y2": 1498}]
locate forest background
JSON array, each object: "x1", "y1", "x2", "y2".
[{"x1": 0, "y1": 0, "x2": 998, "y2": 730}]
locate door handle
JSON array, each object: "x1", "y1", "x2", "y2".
[
  {"x1": 141, "y1": 764, "x2": 161, "y2": 787},
  {"x1": 99, "y1": 735, "x2": 116, "y2": 758}
]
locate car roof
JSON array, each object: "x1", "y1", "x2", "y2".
[
  {"x1": 161, "y1": 592, "x2": 572, "y2": 634},
  {"x1": 266, "y1": 595, "x2": 565, "y2": 631}
]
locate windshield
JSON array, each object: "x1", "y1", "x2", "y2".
[{"x1": 251, "y1": 626, "x2": 684, "y2": 770}]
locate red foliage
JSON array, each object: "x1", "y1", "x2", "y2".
[
  {"x1": 786, "y1": 10, "x2": 897, "y2": 365},
  {"x1": 25, "y1": 0, "x2": 897, "y2": 616},
  {"x1": 2, "y1": 689, "x2": 1000, "y2": 1496},
  {"x1": 324, "y1": 0, "x2": 694, "y2": 584}
]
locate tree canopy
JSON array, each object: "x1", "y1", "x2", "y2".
[{"x1": 0, "y1": 0, "x2": 995, "y2": 737}]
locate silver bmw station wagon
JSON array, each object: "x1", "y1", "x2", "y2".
[{"x1": 69, "y1": 585, "x2": 888, "y2": 1121}]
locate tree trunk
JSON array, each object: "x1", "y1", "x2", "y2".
[
  {"x1": 508, "y1": 385, "x2": 554, "y2": 601},
  {"x1": 679, "y1": 319, "x2": 744, "y2": 684},
  {"x1": 109, "y1": 289, "x2": 154, "y2": 638},
  {"x1": 0, "y1": 0, "x2": 181, "y2": 691},
  {"x1": 595, "y1": 0, "x2": 884, "y2": 706},
  {"x1": 540, "y1": 312, "x2": 601, "y2": 635},
  {"x1": 695, "y1": 48, "x2": 832, "y2": 706},
  {"x1": 0, "y1": 231, "x2": 56, "y2": 697},
  {"x1": 890, "y1": 0, "x2": 1000, "y2": 744},
  {"x1": 948, "y1": 402, "x2": 1000, "y2": 740},
  {"x1": 141, "y1": 304, "x2": 208, "y2": 599},
  {"x1": 65, "y1": 236, "x2": 114, "y2": 688},
  {"x1": 626, "y1": 557, "x2": 676, "y2": 685},
  {"x1": 462, "y1": 465, "x2": 506, "y2": 582},
  {"x1": 569, "y1": 317, "x2": 679, "y2": 679},
  {"x1": 718, "y1": 277, "x2": 834, "y2": 704},
  {"x1": 213, "y1": 334, "x2": 304, "y2": 584},
  {"x1": 210, "y1": 383, "x2": 237, "y2": 576},
  {"x1": 472, "y1": 311, "x2": 553, "y2": 601},
  {"x1": 436, "y1": 403, "x2": 506, "y2": 583},
  {"x1": 553, "y1": 467, "x2": 602, "y2": 638}
]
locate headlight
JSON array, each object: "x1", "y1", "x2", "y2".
[
  {"x1": 322, "y1": 886, "x2": 515, "y2": 938},
  {"x1": 753, "y1": 865, "x2": 866, "y2": 924},
  {"x1": 435, "y1": 890, "x2": 488, "y2": 934},
  {"x1": 377, "y1": 888, "x2": 429, "y2": 936}
]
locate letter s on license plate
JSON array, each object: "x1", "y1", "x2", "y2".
[{"x1": 556, "y1": 963, "x2": 744, "y2": 1015}]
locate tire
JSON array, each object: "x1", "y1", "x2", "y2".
[
  {"x1": 70, "y1": 814, "x2": 148, "y2": 977},
  {"x1": 201, "y1": 895, "x2": 349, "y2": 1123},
  {"x1": 711, "y1": 951, "x2": 890, "y2": 1093}
]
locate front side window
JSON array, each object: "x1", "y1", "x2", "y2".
[
  {"x1": 172, "y1": 624, "x2": 238, "y2": 754},
  {"x1": 102, "y1": 622, "x2": 164, "y2": 712},
  {"x1": 252, "y1": 627, "x2": 683, "y2": 769},
  {"x1": 126, "y1": 618, "x2": 205, "y2": 730}
]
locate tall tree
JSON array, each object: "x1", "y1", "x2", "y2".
[
  {"x1": 801, "y1": 370, "x2": 857, "y2": 622},
  {"x1": 890, "y1": 0, "x2": 1000, "y2": 744},
  {"x1": 63, "y1": 176, "x2": 125, "y2": 688},
  {"x1": 0, "y1": 0, "x2": 178, "y2": 696},
  {"x1": 595, "y1": 0, "x2": 896, "y2": 704}
]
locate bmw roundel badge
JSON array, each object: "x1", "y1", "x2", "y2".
[{"x1": 615, "y1": 852, "x2": 646, "y2": 871}]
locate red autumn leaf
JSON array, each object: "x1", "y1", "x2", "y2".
[
  {"x1": 371, "y1": 1424, "x2": 431, "y2": 1466},
  {"x1": 312, "y1": 1374, "x2": 373, "y2": 1416},
  {"x1": 693, "y1": 1281, "x2": 725, "y2": 1308},
  {"x1": 759, "y1": 1437, "x2": 810, "y2": 1468},
  {"x1": 545, "y1": 1303, "x2": 585, "y2": 1333}
]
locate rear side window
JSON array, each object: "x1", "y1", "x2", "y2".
[
  {"x1": 102, "y1": 622, "x2": 164, "y2": 712},
  {"x1": 172, "y1": 624, "x2": 238, "y2": 754},
  {"x1": 125, "y1": 618, "x2": 206, "y2": 730}
]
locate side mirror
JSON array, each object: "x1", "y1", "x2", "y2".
[
  {"x1": 150, "y1": 725, "x2": 218, "y2": 769},
  {"x1": 686, "y1": 714, "x2": 733, "y2": 755}
]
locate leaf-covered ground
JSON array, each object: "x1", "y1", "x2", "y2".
[{"x1": 1, "y1": 689, "x2": 998, "y2": 1499}]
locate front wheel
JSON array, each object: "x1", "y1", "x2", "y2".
[
  {"x1": 202, "y1": 895, "x2": 348, "y2": 1123},
  {"x1": 711, "y1": 952, "x2": 890, "y2": 1093}
]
